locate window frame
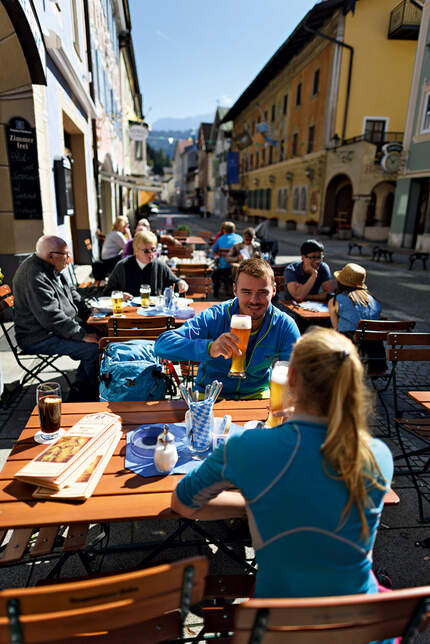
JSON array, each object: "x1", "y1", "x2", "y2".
[
  {"x1": 307, "y1": 125, "x2": 315, "y2": 154},
  {"x1": 312, "y1": 68, "x2": 320, "y2": 96},
  {"x1": 420, "y1": 91, "x2": 430, "y2": 133},
  {"x1": 296, "y1": 82, "x2": 302, "y2": 107}
]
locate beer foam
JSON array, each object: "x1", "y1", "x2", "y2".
[
  {"x1": 42, "y1": 397, "x2": 61, "y2": 404},
  {"x1": 231, "y1": 314, "x2": 252, "y2": 330},
  {"x1": 271, "y1": 364, "x2": 288, "y2": 385}
]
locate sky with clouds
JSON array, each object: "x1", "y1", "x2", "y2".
[{"x1": 128, "y1": 0, "x2": 317, "y2": 125}]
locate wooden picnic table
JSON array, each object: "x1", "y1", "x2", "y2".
[
  {"x1": 0, "y1": 399, "x2": 398, "y2": 567},
  {"x1": 185, "y1": 236, "x2": 207, "y2": 247},
  {"x1": 408, "y1": 391, "x2": 430, "y2": 412},
  {"x1": 87, "y1": 300, "x2": 218, "y2": 332},
  {"x1": 278, "y1": 299, "x2": 331, "y2": 323}
]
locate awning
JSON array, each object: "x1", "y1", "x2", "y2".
[
  {"x1": 100, "y1": 170, "x2": 162, "y2": 192},
  {"x1": 138, "y1": 190, "x2": 156, "y2": 206}
]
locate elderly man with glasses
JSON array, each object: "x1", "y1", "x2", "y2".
[
  {"x1": 13, "y1": 235, "x2": 99, "y2": 399},
  {"x1": 103, "y1": 230, "x2": 188, "y2": 299},
  {"x1": 283, "y1": 239, "x2": 335, "y2": 303}
]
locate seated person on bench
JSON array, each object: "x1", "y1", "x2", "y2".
[
  {"x1": 171, "y1": 327, "x2": 393, "y2": 604},
  {"x1": 284, "y1": 239, "x2": 335, "y2": 303},
  {"x1": 13, "y1": 235, "x2": 99, "y2": 397},
  {"x1": 104, "y1": 230, "x2": 188, "y2": 299}
]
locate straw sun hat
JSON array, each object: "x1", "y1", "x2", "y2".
[{"x1": 334, "y1": 263, "x2": 367, "y2": 289}]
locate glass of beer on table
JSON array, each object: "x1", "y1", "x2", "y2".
[
  {"x1": 228, "y1": 314, "x2": 251, "y2": 379},
  {"x1": 111, "y1": 290, "x2": 123, "y2": 316},
  {"x1": 35, "y1": 382, "x2": 63, "y2": 443},
  {"x1": 266, "y1": 361, "x2": 289, "y2": 428},
  {"x1": 140, "y1": 284, "x2": 151, "y2": 308}
]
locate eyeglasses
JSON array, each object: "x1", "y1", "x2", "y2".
[
  {"x1": 137, "y1": 247, "x2": 157, "y2": 254},
  {"x1": 305, "y1": 254, "x2": 324, "y2": 260},
  {"x1": 50, "y1": 251, "x2": 70, "y2": 257}
]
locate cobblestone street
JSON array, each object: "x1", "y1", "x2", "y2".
[{"x1": 0, "y1": 209, "x2": 430, "y2": 641}]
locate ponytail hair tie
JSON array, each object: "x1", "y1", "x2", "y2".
[{"x1": 338, "y1": 349, "x2": 350, "y2": 363}]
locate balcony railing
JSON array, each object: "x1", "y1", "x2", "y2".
[
  {"x1": 388, "y1": 0, "x2": 421, "y2": 39},
  {"x1": 341, "y1": 132, "x2": 404, "y2": 164}
]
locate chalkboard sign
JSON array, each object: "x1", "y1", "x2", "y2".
[{"x1": 6, "y1": 117, "x2": 42, "y2": 219}]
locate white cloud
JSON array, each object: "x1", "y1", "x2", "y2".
[{"x1": 218, "y1": 95, "x2": 233, "y2": 107}]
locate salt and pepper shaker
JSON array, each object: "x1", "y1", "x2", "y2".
[{"x1": 153, "y1": 425, "x2": 178, "y2": 473}]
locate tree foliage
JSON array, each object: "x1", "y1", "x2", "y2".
[{"x1": 147, "y1": 144, "x2": 172, "y2": 176}]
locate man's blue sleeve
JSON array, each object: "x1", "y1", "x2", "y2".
[
  {"x1": 278, "y1": 315, "x2": 300, "y2": 361},
  {"x1": 212, "y1": 238, "x2": 220, "y2": 252},
  {"x1": 154, "y1": 309, "x2": 215, "y2": 362},
  {"x1": 320, "y1": 262, "x2": 332, "y2": 281}
]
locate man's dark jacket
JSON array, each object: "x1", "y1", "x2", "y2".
[{"x1": 13, "y1": 254, "x2": 91, "y2": 349}]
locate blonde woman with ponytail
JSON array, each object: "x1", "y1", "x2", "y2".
[{"x1": 171, "y1": 327, "x2": 394, "y2": 612}]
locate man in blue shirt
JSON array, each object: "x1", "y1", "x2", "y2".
[
  {"x1": 284, "y1": 239, "x2": 335, "y2": 302},
  {"x1": 211, "y1": 221, "x2": 242, "y2": 297},
  {"x1": 154, "y1": 258, "x2": 300, "y2": 399}
]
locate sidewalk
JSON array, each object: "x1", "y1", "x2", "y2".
[{"x1": 1, "y1": 211, "x2": 430, "y2": 613}]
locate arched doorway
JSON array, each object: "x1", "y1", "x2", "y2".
[
  {"x1": 323, "y1": 174, "x2": 353, "y2": 230},
  {"x1": 366, "y1": 181, "x2": 395, "y2": 227}
]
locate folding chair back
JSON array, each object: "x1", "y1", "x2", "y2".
[
  {"x1": 107, "y1": 315, "x2": 174, "y2": 338},
  {"x1": 354, "y1": 320, "x2": 416, "y2": 376},
  {"x1": 166, "y1": 246, "x2": 193, "y2": 259},
  {"x1": 0, "y1": 556, "x2": 208, "y2": 644},
  {"x1": 185, "y1": 276, "x2": 212, "y2": 300},
  {"x1": 229, "y1": 586, "x2": 430, "y2": 643},
  {"x1": 173, "y1": 229, "x2": 189, "y2": 239},
  {"x1": 0, "y1": 285, "x2": 71, "y2": 390}
]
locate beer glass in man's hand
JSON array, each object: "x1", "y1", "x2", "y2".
[
  {"x1": 35, "y1": 382, "x2": 63, "y2": 444},
  {"x1": 266, "y1": 361, "x2": 289, "y2": 428},
  {"x1": 228, "y1": 314, "x2": 251, "y2": 379}
]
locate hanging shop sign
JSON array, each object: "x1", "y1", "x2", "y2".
[
  {"x1": 6, "y1": 117, "x2": 43, "y2": 220},
  {"x1": 129, "y1": 121, "x2": 149, "y2": 141}
]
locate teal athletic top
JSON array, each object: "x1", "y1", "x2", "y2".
[{"x1": 175, "y1": 415, "x2": 393, "y2": 615}]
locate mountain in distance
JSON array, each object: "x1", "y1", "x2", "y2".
[
  {"x1": 147, "y1": 128, "x2": 195, "y2": 160},
  {"x1": 151, "y1": 112, "x2": 213, "y2": 131}
]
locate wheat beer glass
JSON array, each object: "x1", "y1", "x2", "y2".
[
  {"x1": 266, "y1": 361, "x2": 289, "y2": 428},
  {"x1": 228, "y1": 314, "x2": 251, "y2": 379},
  {"x1": 35, "y1": 382, "x2": 63, "y2": 443},
  {"x1": 140, "y1": 284, "x2": 151, "y2": 308},
  {"x1": 111, "y1": 290, "x2": 123, "y2": 316}
]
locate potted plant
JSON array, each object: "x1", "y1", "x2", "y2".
[{"x1": 176, "y1": 224, "x2": 191, "y2": 236}]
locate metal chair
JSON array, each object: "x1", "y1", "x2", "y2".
[
  {"x1": 0, "y1": 285, "x2": 72, "y2": 391},
  {"x1": 353, "y1": 319, "x2": 416, "y2": 436},
  {"x1": 386, "y1": 332, "x2": 430, "y2": 522}
]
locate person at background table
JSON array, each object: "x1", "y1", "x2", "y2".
[
  {"x1": 171, "y1": 327, "x2": 394, "y2": 607},
  {"x1": 154, "y1": 258, "x2": 299, "y2": 399},
  {"x1": 104, "y1": 230, "x2": 188, "y2": 300},
  {"x1": 284, "y1": 239, "x2": 335, "y2": 303},
  {"x1": 225, "y1": 227, "x2": 261, "y2": 264},
  {"x1": 328, "y1": 263, "x2": 381, "y2": 334},
  {"x1": 122, "y1": 219, "x2": 183, "y2": 258},
  {"x1": 13, "y1": 235, "x2": 99, "y2": 399},
  {"x1": 101, "y1": 216, "x2": 131, "y2": 274},
  {"x1": 254, "y1": 218, "x2": 279, "y2": 263},
  {"x1": 211, "y1": 221, "x2": 243, "y2": 298}
]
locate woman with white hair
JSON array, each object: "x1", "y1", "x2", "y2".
[{"x1": 101, "y1": 216, "x2": 131, "y2": 273}]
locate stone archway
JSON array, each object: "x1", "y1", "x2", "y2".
[
  {"x1": 367, "y1": 181, "x2": 396, "y2": 227},
  {"x1": 323, "y1": 174, "x2": 353, "y2": 230}
]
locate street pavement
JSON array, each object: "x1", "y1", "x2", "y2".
[{"x1": 1, "y1": 207, "x2": 430, "y2": 641}]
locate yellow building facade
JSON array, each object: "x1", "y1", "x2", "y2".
[{"x1": 227, "y1": 0, "x2": 420, "y2": 239}]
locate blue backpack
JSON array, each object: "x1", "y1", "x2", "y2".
[{"x1": 99, "y1": 340, "x2": 176, "y2": 402}]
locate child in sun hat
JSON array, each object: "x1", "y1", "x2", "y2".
[{"x1": 328, "y1": 262, "x2": 381, "y2": 334}]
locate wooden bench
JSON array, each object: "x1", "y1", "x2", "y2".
[{"x1": 373, "y1": 245, "x2": 429, "y2": 270}]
